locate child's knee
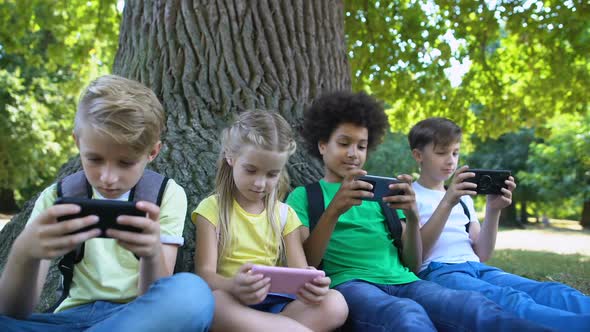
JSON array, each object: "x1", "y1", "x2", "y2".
[
  {"x1": 167, "y1": 273, "x2": 215, "y2": 314},
  {"x1": 320, "y1": 289, "x2": 349, "y2": 327}
]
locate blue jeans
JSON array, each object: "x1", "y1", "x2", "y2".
[
  {"x1": 334, "y1": 279, "x2": 552, "y2": 332},
  {"x1": 0, "y1": 273, "x2": 214, "y2": 332},
  {"x1": 419, "y1": 261, "x2": 590, "y2": 331}
]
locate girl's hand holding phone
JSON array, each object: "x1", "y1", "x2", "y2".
[
  {"x1": 230, "y1": 263, "x2": 271, "y2": 305},
  {"x1": 296, "y1": 268, "x2": 331, "y2": 305}
]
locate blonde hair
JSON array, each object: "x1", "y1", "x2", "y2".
[
  {"x1": 74, "y1": 75, "x2": 165, "y2": 155},
  {"x1": 216, "y1": 110, "x2": 296, "y2": 266}
]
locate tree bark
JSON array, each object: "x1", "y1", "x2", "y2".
[{"x1": 0, "y1": 0, "x2": 349, "y2": 311}]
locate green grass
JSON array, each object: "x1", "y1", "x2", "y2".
[{"x1": 487, "y1": 249, "x2": 590, "y2": 295}]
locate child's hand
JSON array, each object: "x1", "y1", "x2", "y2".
[
  {"x1": 296, "y1": 267, "x2": 330, "y2": 305},
  {"x1": 328, "y1": 169, "x2": 373, "y2": 216},
  {"x1": 443, "y1": 166, "x2": 477, "y2": 205},
  {"x1": 15, "y1": 204, "x2": 101, "y2": 260},
  {"x1": 106, "y1": 201, "x2": 162, "y2": 259},
  {"x1": 382, "y1": 174, "x2": 419, "y2": 223},
  {"x1": 486, "y1": 176, "x2": 516, "y2": 210},
  {"x1": 231, "y1": 263, "x2": 271, "y2": 305}
]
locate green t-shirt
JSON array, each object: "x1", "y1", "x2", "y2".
[{"x1": 287, "y1": 179, "x2": 419, "y2": 287}]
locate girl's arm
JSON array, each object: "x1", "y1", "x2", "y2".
[
  {"x1": 195, "y1": 214, "x2": 271, "y2": 305},
  {"x1": 284, "y1": 227, "x2": 308, "y2": 268},
  {"x1": 194, "y1": 214, "x2": 234, "y2": 291}
]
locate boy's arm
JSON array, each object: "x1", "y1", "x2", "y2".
[
  {"x1": 472, "y1": 177, "x2": 516, "y2": 261},
  {"x1": 420, "y1": 166, "x2": 476, "y2": 256},
  {"x1": 300, "y1": 170, "x2": 373, "y2": 267},
  {"x1": 108, "y1": 201, "x2": 173, "y2": 294},
  {"x1": 0, "y1": 204, "x2": 100, "y2": 318},
  {"x1": 0, "y1": 246, "x2": 50, "y2": 318},
  {"x1": 384, "y1": 174, "x2": 422, "y2": 273}
]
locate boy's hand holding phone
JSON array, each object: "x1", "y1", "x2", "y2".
[
  {"x1": 328, "y1": 169, "x2": 373, "y2": 216},
  {"x1": 16, "y1": 204, "x2": 101, "y2": 261},
  {"x1": 106, "y1": 201, "x2": 163, "y2": 259},
  {"x1": 231, "y1": 263, "x2": 271, "y2": 305},
  {"x1": 380, "y1": 174, "x2": 420, "y2": 223},
  {"x1": 486, "y1": 176, "x2": 516, "y2": 211},
  {"x1": 443, "y1": 166, "x2": 478, "y2": 206}
]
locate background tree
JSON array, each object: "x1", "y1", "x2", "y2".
[
  {"x1": 347, "y1": 0, "x2": 589, "y2": 137},
  {"x1": 0, "y1": 0, "x2": 120, "y2": 211},
  {"x1": 518, "y1": 112, "x2": 590, "y2": 228},
  {"x1": 0, "y1": 0, "x2": 350, "y2": 311}
]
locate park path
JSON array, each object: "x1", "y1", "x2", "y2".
[{"x1": 495, "y1": 226, "x2": 590, "y2": 256}]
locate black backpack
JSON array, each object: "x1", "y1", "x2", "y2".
[
  {"x1": 48, "y1": 170, "x2": 169, "y2": 312},
  {"x1": 304, "y1": 182, "x2": 404, "y2": 262}
]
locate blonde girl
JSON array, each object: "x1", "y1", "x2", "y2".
[{"x1": 193, "y1": 110, "x2": 348, "y2": 332}]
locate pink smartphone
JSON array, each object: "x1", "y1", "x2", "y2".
[{"x1": 250, "y1": 265, "x2": 325, "y2": 294}]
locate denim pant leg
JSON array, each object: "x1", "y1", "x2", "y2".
[
  {"x1": 475, "y1": 262, "x2": 590, "y2": 314},
  {"x1": 335, "y1": 279, "x2": 436, "y2": 332},
  {"x1": 420, "y1": 262, "x2": 590, "y2": 331},
  {"x1": 87, "y1": 273, "x2": 214, "y2": 332},
  {"x1": 397, "y1": 279, "x2": 553, "y2": 332},
  {"x1": 0, "y1": 303, "x2": 98, "y2": 332}
]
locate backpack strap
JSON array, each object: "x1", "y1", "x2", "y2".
[
  {"x1": 49, "y1": 169, "x2": 168, "y2": 312},
  {"x1": 379, "y1": 202, "x2": 403, "y2": 259},
  {"x1": 129, "y1": 169, "x2": 169, "y2": 205},
  {"x1": 57, "y1": 171, "x2": 92, "y2": 199},
  {"x1": 443, "y1": 186, "x2": 472, "y2": 234},
  {"x1": 458, "y1": 198, "x2": 471, "y2": 233},
  {"x1": 304, "y1": 182, "x2": 324, "y2": 232},
  {"x1": 278, "y1": 202, "x2": 288, "y2": 231}
]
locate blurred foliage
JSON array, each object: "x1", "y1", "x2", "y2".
[
  {"x1": 518, "y1": 111, "x2": 590, "y2": 220},
  {"x1": 364, "y1": 130, "x2": 417, "y2": 177},
  {"x1": 0, "y1": 0, "x2": 120, "y2": 205},
  {"x1": 346, "y1": 0, "x2": 589, "y2": 139}
]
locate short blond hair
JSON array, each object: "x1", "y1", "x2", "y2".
[{"x1": 74, "y1": 75, "x2": 165, "y2": 154}]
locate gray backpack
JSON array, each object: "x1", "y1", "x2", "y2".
[{"x1": 47, "y1": 170, "x2": 168, "y2": 312}]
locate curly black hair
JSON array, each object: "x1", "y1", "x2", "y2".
[{"x1": 301, "y1": 91, "x2": 388, "y2": 160}]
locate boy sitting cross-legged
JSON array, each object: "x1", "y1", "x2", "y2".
[
  {"x1": 410, "y1": 117, "x2": 590, "y2": 331},
  {"x1": 0, "y1": 75, "x2": 214, "y2": 332},
  {"x1": 286, "y1": 91, "x2": 551, "y2": 332}
]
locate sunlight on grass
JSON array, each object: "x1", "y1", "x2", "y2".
[{"x1": 488, "y1": 249, "x2": 590, "y2": 295}]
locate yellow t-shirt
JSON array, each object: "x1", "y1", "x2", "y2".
[
  {"x1": 27, "y1": 179, "x2": 187, "y2": 312},
  {"x1": 191, "y1": 195, "x2": 302, "y2": 278}
]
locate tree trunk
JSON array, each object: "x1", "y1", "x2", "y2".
[
  {"x1": 519, "y1": 200, "x2": 528, "y2": 224},
  {"x1": 0, "y1": 0, "x2": 349, "y2": 311},
  {"x1": 499, "y1": 204, "x2": 522, "y2": 228},
  {"x1": 581, "y1": 199, "x2": 590, "y2": 229},
  {"x1": 0, "y1": 188, "x2": 19, "y2": 213}
]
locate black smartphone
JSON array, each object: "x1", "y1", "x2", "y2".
[
  {"x1": 357, "y1": 175, "x2": 405, "y2": 201},
  {"x1": 54, "y1": 197, "x2": 145, "y2": 237},
  {"x1": 464, "y1": 169, "x2": 511, "y2": 195}
]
